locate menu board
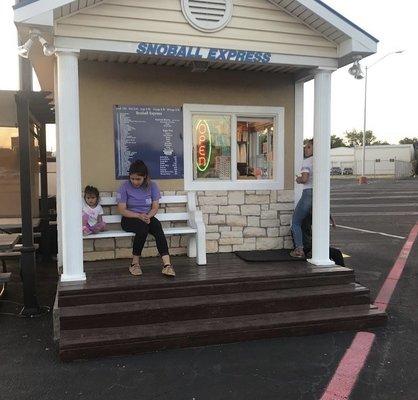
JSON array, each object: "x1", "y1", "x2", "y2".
[{"x1": 114, "y1": 105, "x2": 184, "y2": 180}]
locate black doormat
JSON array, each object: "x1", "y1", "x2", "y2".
[{"x1": 234, "y1": 249, "x2": 306, "y2": 262}]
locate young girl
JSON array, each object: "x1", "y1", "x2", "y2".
[
  {"x1": 82, "y1": 185, "x2": 106, "y2": 235},
  {"x1": 290, "y1": 139, "x2": 313, "y2": 258},
  {"x1": 117, "y1": 160, "x2": 175, "y2": 277}
]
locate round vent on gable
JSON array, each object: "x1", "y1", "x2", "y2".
[{"x1": 181, "y1": 0, "x2": 233, "y2": 33}]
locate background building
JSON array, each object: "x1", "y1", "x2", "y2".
[{"x1": 330, "y1": 144, "x2": 415, "y2": 177}]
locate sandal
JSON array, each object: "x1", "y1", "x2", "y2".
[
  {"x1": 162, "y1": 264, "x2": 175, "y2": 277},
  {"x1": 290, "y1": 247, "x2": 305, "y2": 259},
  {"x1": 129, "y1": 263, "x2": 142, "y2": 276}
]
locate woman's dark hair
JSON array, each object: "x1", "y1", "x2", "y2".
[
  {"x1": 128, "y1": 160, "x2": 150, "y2": 186},
  {"x1": 84, "y1": 185, "x2": 100, "y2": 205}
]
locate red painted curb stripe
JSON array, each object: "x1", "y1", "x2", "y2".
[
  {"x1": 321, "y1": 222, "x2": 418, "y2": 400},
  {"x1": 374, "y1": 222, "x2": 418, "y2": 312},
  {"x1": 321, "y1": 332, "x2": 375, "y2": 400}
]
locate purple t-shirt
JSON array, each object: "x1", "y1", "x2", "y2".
[{"x1": 116, "y1": 181, "x2": 161, "y2": 213}]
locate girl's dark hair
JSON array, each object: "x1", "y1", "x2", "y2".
[
  {"x1": 128, "y1": 160, "x2": 150, "y2": 186},
  {"x1": 84, "y1": 185, "x2": 100, "y2": 205}
]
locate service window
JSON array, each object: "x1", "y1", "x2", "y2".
[
  {"x1": 184, "y1": 105, "x2": 284, "y2": 191},
  {"x1": 236, "y1": 117, "x2": 274, "y2": 180}
]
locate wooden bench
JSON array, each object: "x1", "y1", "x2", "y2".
[{"x1": 83, "y1": 192, "x2": 207, "y2": 265}]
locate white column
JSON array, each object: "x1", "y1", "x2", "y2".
[
  {"x1": 294, "y1": 81, "x2": 304, "y2": 208},
  {"x1": 56, "y1": 49, "x2": 86, "y2": 282},
  {"x1": 309, "y1": 70, "x2": 334, "y2": 266},
  {"x1": 53, "y1": 59, "x2": 63, "y2": 270}
]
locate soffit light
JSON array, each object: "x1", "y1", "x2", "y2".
[
  {"x1": 38, "y1": 36, "x2": 56, "y2": 57},
  {"x1": 17, "y1": 37, "x2": 33, "y2": 59},
  {"x1": 348, "y1": 56, "x2": 364, "y2": 80},
  {"x1": 17, "y1": 29, "x2": 56, "y2": 58}
]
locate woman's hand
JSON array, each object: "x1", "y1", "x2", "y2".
[
  {"x1": 296, "y1": 172, "x2": 309, "y2": 184},
  {"x1": 138, "y1": 213, "x2": 150, "y2": 224}
]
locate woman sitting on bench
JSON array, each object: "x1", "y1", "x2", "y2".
[{"x1": 117, "y1": 160, "x2": 175, "y2": 277}]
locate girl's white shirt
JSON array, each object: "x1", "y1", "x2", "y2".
[
  {"x1": 301, "y1": 156, "x2": 313, "y2": 189},
  {"x1": 82, "y1": 201, "x2": 104, "y2": 226}
]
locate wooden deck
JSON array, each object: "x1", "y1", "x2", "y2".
[{"x1": 57, "y1": 253, "x2": 387, "y2": 361}]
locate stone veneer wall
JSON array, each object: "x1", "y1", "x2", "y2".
[{"x1": 83, "y1": 190, "x2": 294, "y2": 261}]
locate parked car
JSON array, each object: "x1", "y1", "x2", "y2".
[
  {"x1": 330, "y1": 167, "x2": 342, "y2": 175},
  {"x1": 343, "y1": 167, "x2": 353, "y2": 175}
]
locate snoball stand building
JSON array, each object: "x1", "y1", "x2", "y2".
[{"x1": 14, "y1": 0, "x2": 378, "y2": 280}]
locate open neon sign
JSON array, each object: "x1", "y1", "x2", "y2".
[{"x1": 196, "y1": 120, "x2": 212, "y2": 172}]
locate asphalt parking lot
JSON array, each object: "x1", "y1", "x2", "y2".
[{"x1": 1, "y1": 178, "x2": 417, "y2": 400}]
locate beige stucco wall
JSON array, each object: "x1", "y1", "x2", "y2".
[{"x1": 78, "y1": 60, "x2": 295, "y2": 192}]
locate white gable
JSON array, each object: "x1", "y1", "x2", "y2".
[{"x1": 14, "y1": 0, "x2": 377, "y2": 70}]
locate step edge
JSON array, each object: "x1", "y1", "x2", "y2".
[
  {"x1": 59, "y1": 286, "x2": 370, "y2": 318},
  {"x1": 60, "y1": 307, "x2": 386, "y2": 349}
]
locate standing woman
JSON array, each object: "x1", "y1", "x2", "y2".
[
  {"x1": 117, "y1": 160, "x2": 175, "y2": 277},
  {"x1": 290, "y1": 139, "x2": 313, "y2": 258}
]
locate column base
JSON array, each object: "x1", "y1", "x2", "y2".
[
  {"x1": 20, "y1": 305, "x2": 50, "y2": 318},
  {"x1": 307, "y1": 258, "x2": 335, "y2": 266},
  {"x1": 60, "y1": 273, "x2": 86, "y2": 283},
  {"x1": 358, "y1": 176, "x2": 368, "y2": 184}
]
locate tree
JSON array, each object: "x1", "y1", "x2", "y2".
[
  {"x1": 372, "y1": 140, "x2": 390, "y2": 145},
  {"x1": 399, "y1": 137, "x2": 418, "y2": 144},
  {"x1": 344, "y1": 129, "x2": 377, "y2": 147},
  {"x1": 330, "y1": 135, "x2": 346, "y2": 148}
]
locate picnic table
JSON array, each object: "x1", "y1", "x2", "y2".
[
  {"x1": 0, "y1": 234, "x2": 19, "y2": 296},
  {"x1": 0, "y1": 233, "x2": 20, "y2": 251},
  {"x1": 0, "y1": 218, "x2": 41, "y2": 231}
]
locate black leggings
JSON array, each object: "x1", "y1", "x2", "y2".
[{"x1": 121, "y1": 216, "x2": 169, "y2": 257}]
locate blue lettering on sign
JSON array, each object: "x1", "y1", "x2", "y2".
[
  {"x1": 136, "y1": 42, "x2": 272, "y2": 64},
  {"x1": 157, "y1": 44, "x2": 168, "y2": 55},
  {"x1": 195, "y1": 47, "x2": 203, "y2": 59},
  {"x1": 177, "y1": 46, "x2": 187, "y2": 57},
  {"x1": 167, "y1": 45, "x2": 177, "y2": 57},
  {"x1": 207, "y1": 48, "x2": 218, "y2": 61}
]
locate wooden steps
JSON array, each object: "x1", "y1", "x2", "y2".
[
  {"x1": 60, "y1": 305, "x2": 385, "y2": 361},
  {"x1": 60, "y1": 284, "x2": 370, "y2": 329},
  {"x1": 57, "y1": 255, "x2": 387, "y2": 361},
  {"x1": 58, "y1": 269, "x2": 354, "y2": 307}
]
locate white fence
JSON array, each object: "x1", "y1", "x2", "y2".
[
  {"x1": 395, "y1": 160, "x2": 415, "y2": 179},
  {"x1": 331, "y1": 159, "x2": 415, "y2": 179}
]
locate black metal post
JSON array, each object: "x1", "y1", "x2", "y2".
[
  {"x1": 18, "y1": 53, "x2": 33, "y2": 92},
  {"x1": 16, "y1": 92, "x2": 40, "y2": 315},
  {"x1": 38, "y1": 123, "x2": 50, "y2": 260}
]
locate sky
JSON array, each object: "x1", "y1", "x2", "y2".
[{"x1": 0, "y1": 0, "x2": 417, "y2": 148}]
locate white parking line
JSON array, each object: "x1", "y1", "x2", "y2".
[
  {"x1": 331, "y1": 195, "x2": 418, "y2": 201},
  {"x1": 332, "y1": 203, "x2": 418, "y2": 208},
  {"x1": 335, "y1": 224, "x2": 405, "y2": 239},
  {"x1": 331, "y1": 191, "x2": 418, "y2": 196},
  {"x1": 331, "y1": 190, "x2": 418, "y2": 194},
  {"x1": 333, "y1": 211, "x2": 418, "y2": 216}
]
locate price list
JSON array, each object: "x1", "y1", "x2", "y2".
[{"x1": 114, "y1": 105, "x2": 184, "y2": 179}]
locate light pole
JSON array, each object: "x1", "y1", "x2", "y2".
[{"x1": 349, "y1": 50, "x2": 405, "y2": 184}]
